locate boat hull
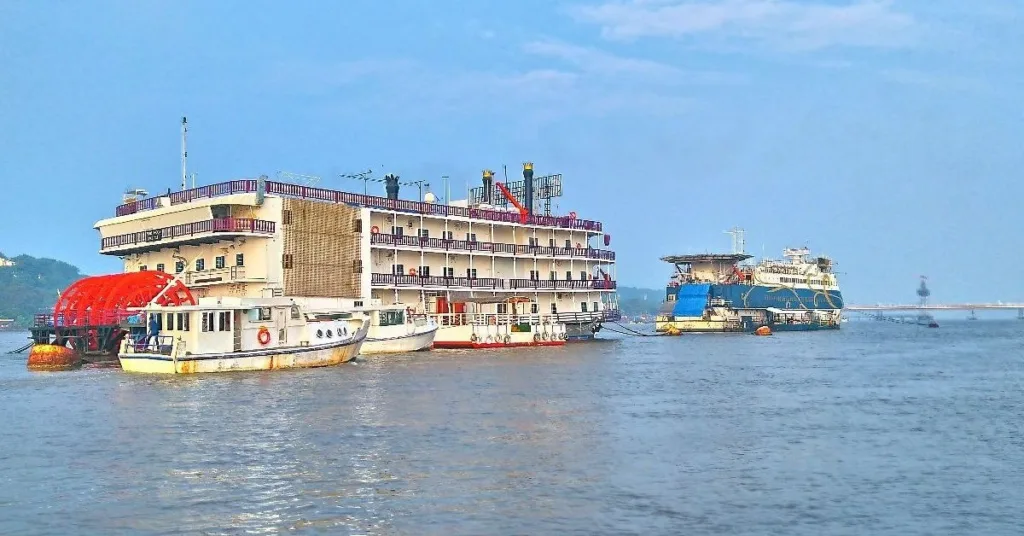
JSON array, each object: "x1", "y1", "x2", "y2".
[
  {"x1": 119, "y1": 326, "x2": 368, "y2": 374},
  {"x1": 655, "y1": 319, "x2": 839, "y2": 333},
  {"x1": 360, "y1": 325, "x2": 438, "y2": 354},
  {"x1": 431, "y1": 323, "x2": 566, "y2": 349}
]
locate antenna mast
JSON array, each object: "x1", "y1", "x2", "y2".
[
  {"x1": 180, "y1": 116, "x2": 188, "y2": 191},
  {"x1": 724, "y1": 227, "x2": 746, "y2": 254}
]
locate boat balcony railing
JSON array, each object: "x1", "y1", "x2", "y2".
[
  {"x1": 370, "y1": 233, "x2": 615, "y2": 260},
  {"x1": 121, "y1": 335, "x2": 176, "y2": 356},
  {"x1": 370, "y1": 273, "x2": 616, "y2": 290},
  {"x1": 100, "y1": 217, "x2": 276, "y2": 250},
  {"x1": 114, "y1": 179, "x2": 603, "y2": 232}
]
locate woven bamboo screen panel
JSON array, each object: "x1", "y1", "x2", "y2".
[{"x1": 281, "y1": 199, "x2": 361, "y2": 297}]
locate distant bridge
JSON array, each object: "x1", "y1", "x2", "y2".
[{"x1": 845, "y1": 304, "x2": 1024, "y2": 311}]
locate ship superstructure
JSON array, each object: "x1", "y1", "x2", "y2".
[
  {"x1": 656, "y1": 245, "x2": 843, "y2": 333},
  {"x1": 93, "y1": 163, "x2": 618, "y2": 348}
]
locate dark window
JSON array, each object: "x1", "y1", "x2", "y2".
[
  {"x1": 466, "y1": 233, "x2": 477, "y2": 242},
  {"x1": 550, "y1": 303, "x2": 558, "y2": 314},
  {"x1": 392, "y1": 226, "x2": 404, "y2": 237},
  {"x1": 178, "y1": 313, "x2": 190, "y2": 332},
  {"x1": 353, "y1": 259, "x2": 362, "y2": 274},
  {"x1": 354, "y1": 219, "x2": 363, "y2": 233},
  {"x1": 418, "y1": 228, "x2": 429, "y2": 239},
  {"x1": 165, "y1": 312, "x2": 174, "y2": 331},
  {"x1": 581, "y1": 302, "x2": 588, "y2": 312},
  {"x1": 378, "y1": 310, "x2": 405, "y2": 326},
  {"x1": 580, "y1": 271, "x2": 587, "y2": 280},
  {"x1": 418, "y1": 266, "x2": 430, "y2": 277},
  {"x1": 282, "y1": 254, "x2": 293, "y2": 269},
  {"x1": 219, "y1": 311, "x2": 231, "y2": 331},
  {"x1": 215, "y1": 256, "x2": 225, "y2": 269},
  {"x1": 549, "y1": 238, "x2": 555, "y2": 247},
  {"x1": 139, "y1": 265, "x2": 147, "y2": 271},
  {"x1": 444, "y1": 267, "x2": 454, "y2": 278},
  {"x1": 443, "y1": 230, "x2": 453, "y2": 240},
  {"x1": 497, "y1": 303, "x2": 508, "y2": 314},
  {"x1": 258, "y1": 307, "x2": 272, "y2": 321},
  {"x1": 593, "y1": 302, "x2": 599, "y2": 312},
  {"x1": 531, "y1": 303, "x2": 539, "y2": 314},
  {"x1": 393, "y1": 264, "x2": 404, "y2": 275},
  {"x1": 195, "y1": 259, "x2": 205, "y2": 271},
  {"x1": 467, "y1": 268, "x2": 477, "y2": 279},
  {"x1": 549, "y1": 271, "x2": 556, "y2": 280},
  {"x1": 175, "y1": 261, "x2": 185, "y2": 273},
  {"x1": 529, "y1": 270, "x2": 539, "y2": 280},
  {"x1": 202, "y1": 312, "x2": 211, "y2": 332},
  {"x1": 235, "y1": 253, "x2": 244, "y2": 267},
  {"x1": 566, "y1": 271, "x2": 572, "y2": 280},
  {"x1": 156, "y1": 263, "x2": 165, "y2": 272},
  {"x1": 529, "y1": 237, "x2": 538, "y2": 247},
  {"x1": 565, "y1": 239, "x2": 572, "y2": 248},
  {"x1": 282, "y1": 210, "x2": 292, "y2": 224}
]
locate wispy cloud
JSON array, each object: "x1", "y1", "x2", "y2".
[{"x1": 569, "y1": 0, "x2": 919, "y2": 51}]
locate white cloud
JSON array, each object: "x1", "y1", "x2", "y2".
[{"x1": 569, "y1": 0, "x2": 918, "y2": 50}]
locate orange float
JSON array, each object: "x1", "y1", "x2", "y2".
[{"x1": 27, "y1": 344, "x2": 81, "y2": 371}]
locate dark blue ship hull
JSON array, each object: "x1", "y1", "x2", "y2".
[{"x1": 667, "y1": 283, "x2": 843, "y2": 315}]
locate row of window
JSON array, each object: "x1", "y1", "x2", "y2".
[
  {"x1": 150, "y1": 312, "x2": 191, "y2": 332},
  {"x1": 386, "y1": 227, "x2": 584, "y2": 249},
  {"x1": 494, "y1": 301, "x2": 600, "y2": 314},
  {"x1": 201, "y1": 311, "x2": 233, "y2": 332},
  {"x1": 778, "y1": 276, "x2": 828, "y2": 286},
  {"x1": 141, "y1": 254, "x2": 244, "y2": 273},
  {"x1": 389, "y1": 265, "x2": 594, "y2": 280}
]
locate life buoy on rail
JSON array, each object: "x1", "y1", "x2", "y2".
[
  {"x1": 503, "y1": 334, "x2": 511, "y2": 344},
  {"x1": 370, "y1": 225, "x2": 380, "y2": 234},
  {"x1": 409, "y1": 268, "x2": 417, "y2": 276},
  {"x1": 470, "y1": 333, "x2": 479, "y2": 343},
  {"x1": 257, "y1": 326, "x2": 271, "y2": 345},
  {"x1": 576, "y1": 243, "x2": 581, "y2": 249},
  {"x1": 533, "y1": 332, "x2": 541, "y2": 342}
]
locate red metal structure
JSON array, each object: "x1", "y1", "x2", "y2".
[
  {"x1": 34, "y1": 271, "x2": 196, "y2": 359},
  {"x1": 495, "y1": 182, "x2": 528, "y2": 224},
  {"x1": 53, "y1": 271, "x2": 195, "y2": 327}
]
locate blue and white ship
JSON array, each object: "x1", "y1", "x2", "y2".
[{"x1": 655, "y1": 247, "x2": 843, "y2": 333}]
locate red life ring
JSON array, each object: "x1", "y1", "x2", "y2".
[
  {"x1": 257, "y1": 326, "x2": 271, "y2": 345},
  {"x1": 576, "y1": 243, "x2": 581, "y2": 248},
  {"x1": 409, "y1": 268, "x2": 417, "y2": 276},
  {"x1": 370, "y1": 225, "x2": 380, "y2": 234}
]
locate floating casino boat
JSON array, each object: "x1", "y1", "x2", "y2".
[
  {"x1": 354, "y1": 303, "x2": 438, "y2": 354},
  {"x1": 90, "y1": 159, "x2": 618, "y2": 351},
  {"x1": 655, "y1": 247, "x2": 844, "y2": 333},
  {"x1": 118, "y1": 296, "x2": 369, "y2": 374}
]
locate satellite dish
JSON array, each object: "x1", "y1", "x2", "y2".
[{"x1": 424, "y1": 191, "x2": 437, "y2": 203}]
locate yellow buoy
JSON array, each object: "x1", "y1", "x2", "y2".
[
  {"x1": 754, "y1": 326, "x2": 772, "y2": 336},
  {"x1": 27, "y1": 344, "x2": 81, "y2": 371}
]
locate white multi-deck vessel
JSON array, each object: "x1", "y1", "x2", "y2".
[{"x1": 94, "y1": 163, "x2": 618, "y2": 350}]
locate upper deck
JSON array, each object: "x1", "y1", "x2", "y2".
[{"x1": 112, "y1": 179, "x2": 604, "y2": 232}]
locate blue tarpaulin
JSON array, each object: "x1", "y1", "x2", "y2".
[{"x1": 671, "y1": 284, "x2": 711, "y2": 317}]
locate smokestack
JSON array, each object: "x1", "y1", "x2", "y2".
[
  {"x1": 522, "y1": 162, "x2": 534, "y2": 215},
  {"x1": 482, "y1": 170, "x2": 494, "y2": 204},
  {"x1": 384, "y1": 174, "x2": 400, "y2": 200}
]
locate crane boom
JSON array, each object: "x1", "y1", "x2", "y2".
[{"x1": 495, "y1": 181, "x2": 528, "y2": 223}]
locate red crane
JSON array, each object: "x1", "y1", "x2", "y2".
[{"x1": 494, "y1": 181, "x2": 529, "y2": 224}]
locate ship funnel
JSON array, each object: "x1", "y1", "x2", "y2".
[
  {"x1": 522, "y1": 162, "x2": 534, "y2": 215},
  {"x1": 482, "y1": 170, "x2": 494, "y2": 204},
  {"x1": 384, "y1": 174, "x2": 400, "y2": 200}
]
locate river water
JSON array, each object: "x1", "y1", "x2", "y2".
[{"x1": 1, "y1": 322, "x2": 1022, "y2": 535}]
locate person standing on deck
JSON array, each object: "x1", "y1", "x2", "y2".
[{"x1": 147, "y1": 313, "x2": 160, "y2": 349}]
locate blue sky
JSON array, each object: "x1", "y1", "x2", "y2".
[{"x1": 1, "y1": 0, "x2": 1022, "y2": 304}]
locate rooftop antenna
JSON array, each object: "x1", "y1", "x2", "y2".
[
  {"x1": 180, "y1": 116, "x2": 188, "y2": 191},
  {"x1": 724, "y1": 227, "x2": 745, "y2": 254},
  {"x1": 277, "y1": 171, "x2": 321, "y2": 186}
]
